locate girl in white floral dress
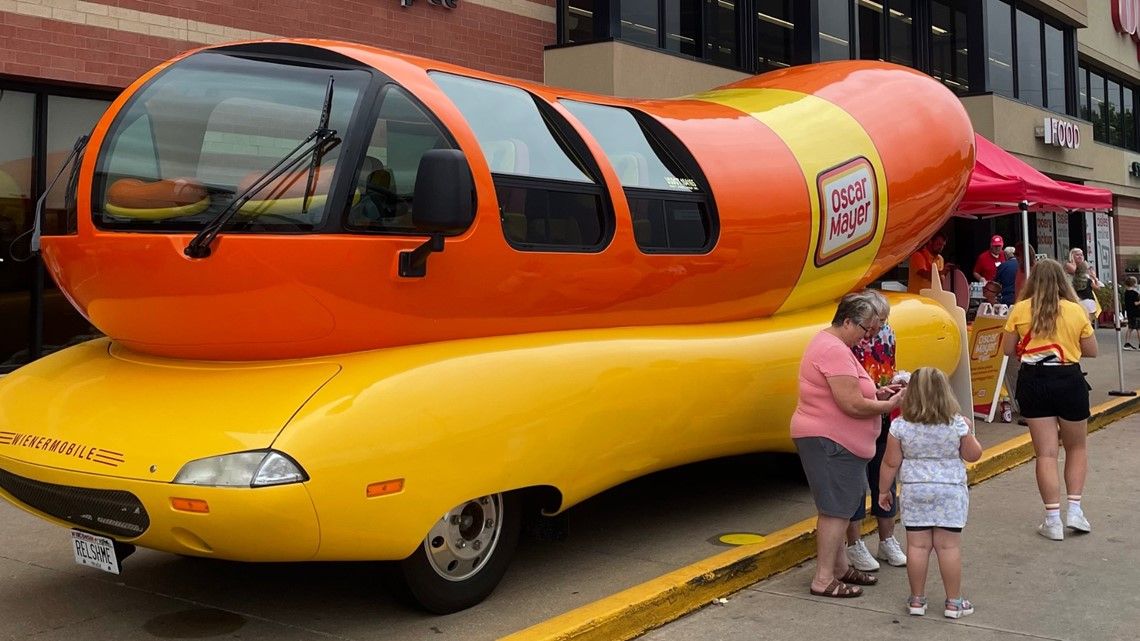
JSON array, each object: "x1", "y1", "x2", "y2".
[{"x1": 878, "y1": 368, "x2": 983, "y2": 619}]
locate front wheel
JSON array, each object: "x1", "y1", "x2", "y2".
[{"x1": 400, "y1": 492, "x2": 521, "y2": 614}]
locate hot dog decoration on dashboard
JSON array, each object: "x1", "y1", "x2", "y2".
[{"x1": 0, "y1": 39, "x2": 974, "y2": 614}]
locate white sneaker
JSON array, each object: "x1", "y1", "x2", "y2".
[
  {"x1": 1037, "y1": 521, "x2": 1064, "y2": 541},
  {"x1": 877, "y1": 536, "x2": 908, "y2": 566},
  {"x1": 1066, "y1": 510, "x2": 1091, "y2": 532},
  {"x1": 846, "y1": 539, "x2": 880, "y2": 571}
]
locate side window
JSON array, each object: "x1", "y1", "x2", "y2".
[
  {"x1": 346, "y1": 85, "x2": 453, "y2": 232},
  {"x1": 559, "y1": 100, "x2": 716, "y2": 253},
  {"x1": 430, "y1": 72, "x2": 609, "y2": 251}
]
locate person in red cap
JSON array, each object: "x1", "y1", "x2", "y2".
[{"x1": 972, "y1": 235, "x2": 1006, "y2": 283}]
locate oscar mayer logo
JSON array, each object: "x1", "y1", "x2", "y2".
[
  {"x1": 1113, "y1": 0, "x2": 1140, "y2": 62},
  {"x1": 815, "y1": 157, "x2": 878, "y2": 267}
]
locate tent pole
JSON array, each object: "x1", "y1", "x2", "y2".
[
  {"x1": 1103, "y1": 207, "x2": 1130, "y2": 394},
  {"x1": 1019, "y1": 201, "x2": 1031, "y2": 279}
]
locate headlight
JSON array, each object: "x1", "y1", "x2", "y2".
[{"x1": 172, "y1": 450, "x2": 308, "y2": 487}]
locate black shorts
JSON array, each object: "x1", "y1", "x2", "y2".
[
  {"x1": 1015, "y1": 363, "x2": 1090, "y2": 422},
  {"x1": 1129, "y1": 315, "x2": 1140, "y2": 330},
  {"x1": 905, "y1": 526, "x2": 963, "y2": 533}
]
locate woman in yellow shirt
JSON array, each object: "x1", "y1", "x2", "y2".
[{"x1": 1002, "y1": 260, "x2": 1098, "y2": 541}]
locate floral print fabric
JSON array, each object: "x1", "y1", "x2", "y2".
[
  {"x1": 890, "y1": 415, "x2": 970, "y2": 528},
  {"x1": 851, "y1": 320, "x2": 896, "y2": 387}
]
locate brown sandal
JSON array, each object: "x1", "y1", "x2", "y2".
[
  {"x1": 840, "y1": 567, "x2": 879, "y2": 586},
  {"x1": 809, "y1": 579, "x2": 863, "y2": 598}
]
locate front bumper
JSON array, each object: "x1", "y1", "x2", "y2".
[{"x1": 0, "y1": 454, "x2": 320, "y2": 561}]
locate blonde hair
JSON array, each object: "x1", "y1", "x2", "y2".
[
  {"x1": 1020, "y1": 259, "x2": 1080, "y2": 337},
  {"x1": 900, "y1": 367, "x2": 960, "y2": 425}
]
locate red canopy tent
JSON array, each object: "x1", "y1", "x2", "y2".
[
  {"x1": 954, "y1": 134, "x2": 1131, "y2": 397},
  {"x1": 957, "y1": 134, "x2": 1113, "y2": 215}
]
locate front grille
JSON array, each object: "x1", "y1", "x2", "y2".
[{"x1": 0, "y1": 467, "x2": 149, "y2": 538}]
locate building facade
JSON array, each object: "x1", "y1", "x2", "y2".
[{"x1": 2, "y1": 0, "x2": 1139, "y2": 370}]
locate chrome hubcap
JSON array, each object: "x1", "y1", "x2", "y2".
[{"x1": 423, "y1": 494, "x2": 503, "y2": 581}]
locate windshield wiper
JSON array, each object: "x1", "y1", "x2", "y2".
[
  {"x1": 185, "y1": 76, "x2": 340, "y2": 259},
  {"x1": 28, "y1": 134, "x2": 89, "y2": 255}
]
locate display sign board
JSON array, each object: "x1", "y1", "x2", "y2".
[
  {"x1": 1096, "y1": 212, "x2": 1113, "y2": 283},
  {"x1": 1036, "y1": 212, "x2": 1055, "y2": 259},
  {"x1": 968, "y1": 305, "x2": 1010, "y2": 422},
  {"x1": 1056, "y1": 211, "x2": 1071, "y2": 259}
]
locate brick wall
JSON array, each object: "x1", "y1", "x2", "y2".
[{"x1": 0, "y1": 0, "x2": 554, "y2": 89}]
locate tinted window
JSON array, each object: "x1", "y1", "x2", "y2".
[
  {"x1": 986, "y1": 0, "x2": 1013, "y2": 99},
  {"x1": 499, "y1": 186, "x2": 603, "y2": 248},
  {"x1": 347, "y1": 85, "x2": 453, "y2": 232},
  {"x1": 756, "y1": 0, "x2": 794, "y2": 70},
  {"x1": 818, "y1": 0, "x2": 850, "y2": 61},
  {"x1": 931, "y1": 0, "x2": 969, "y2": 93},
  {"x1": 1108, "y1": 80, "x2": 1123, "y2": 147},
  {"x1": 560, "y1": 100, "x2": 699, "y2": 192},
  {"x1": 1044, "y1": 23, "x2": 1065, "y2": 112},
  {"x1": 1089, "y1": 71, "x2": 1106, "y2": 141},
  {"x1": 431, "y1": 73, "x2": 592, "y2": 183},
  {"x1": 622, "y1": 0, "x2": 659, "y2": 47},
  {"x1": 566, "y1": 0, "x2": 595, "y2": 43},
  {"x1": 628, "y1": 198, "x2": 710, "y2": 250},
  {"x1": 664, "y1": 0, "x2": 700, "y2": 57},
  {"x1": 888, "y1": 0, "x2": 914, "y2": 66},
  {"x1": 1016, "y1": 9, "x2": 1042, "y2": 107}
]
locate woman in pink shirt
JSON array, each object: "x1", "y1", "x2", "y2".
[{"x1": 793, "y1": 291, "x2": 905, "y2": 598}]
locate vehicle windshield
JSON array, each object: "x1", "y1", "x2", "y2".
[{"x1": 93, "y1": 51, "x2": 371, "y2": 231}]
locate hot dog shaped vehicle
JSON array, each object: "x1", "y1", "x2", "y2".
[{"x1": 0, "y1": 40, "x2": 972, "y2": 613}]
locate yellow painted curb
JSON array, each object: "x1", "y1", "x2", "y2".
[{"x1": 501, "y1": 392, "x2": 1140, "y2": 641}]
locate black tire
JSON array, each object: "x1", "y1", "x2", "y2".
[{"x1": 399, "y1": 492, "x2": 522, "y2": 614}]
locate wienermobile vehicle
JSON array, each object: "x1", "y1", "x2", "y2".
[{"x1": 0, "y1": 39, "x2": 974, "y2": 613}]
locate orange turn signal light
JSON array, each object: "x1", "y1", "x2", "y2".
[
  {"x1": 366, "y1": 478, "x2": 404, "y2": 498},
  {"x1": 170, "y1": 497, "x2": 210, "y2": 513}
]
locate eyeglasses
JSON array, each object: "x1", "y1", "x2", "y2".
[{"x1": 857, "y1": 322, "x2": 880, "y2": 336}]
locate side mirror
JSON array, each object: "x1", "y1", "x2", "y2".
[
  {"x1": 411, "y1": 149, "x2": 474, "y2": 233},
  {"x1": 399, "y1": 149, "x2": 475, "y2": 278}
]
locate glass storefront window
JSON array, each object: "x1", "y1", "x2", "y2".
[
  {"x1": 664, "y1": 0, "x2": 701, "y2": 57},
  {"x1": 567, "y1": 0, "x2": 595, "y2": 42},
  {"x1": 1078, "y1": 67, "x2": 1088, "y2": 121},
  {"x1": 931, "y1": 0, "x2": 969, "y2": 93},
  {"x1": 0, "y1": 90, "x2": 35, "y2": 369},
  {"x1": 1015, "y1": 9, "x2": 1043, "y2": 107},
  {"x1": 756, "y1": 0, "x2": 794, "y2": 70},
  {"x1": 1125, "y1": 87, "x2": 1135, "y2": 150},
  {"x1": 1043, "y1": 22, "x2": 1064, "y2": 112},
  {"x1": 1089, "y1": 71, "x2": 1106, "y2": 142},
  {"x1": 818, "y1": 0, "x2": 850, "y2": 61},
  {"x1": 706, "y1": 0, "x2": 739, "y2": 67},
  {"x1": 858, "y1": 0, "x2": 884, "y2": 61},
  {"x1": 985, "y1": 0, "x2": 1013, "y2": 99},
  {"x1": 888, "y1": 0, "x2": 915, "y2": 66},
  {"x1": 622, "y1": 0, "x2": 660, "y2": 47},
  {"x1": 1108, "y1": 80, "x2": 1123, "y2": 147}
]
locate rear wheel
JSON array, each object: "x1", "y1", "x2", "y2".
[{"x1": 400, "y1": 492, "x2": 521, "y2": 614}]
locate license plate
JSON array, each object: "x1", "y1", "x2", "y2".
[{"x1": 71, "y1": 530, "x2": 120, "y2": 575}]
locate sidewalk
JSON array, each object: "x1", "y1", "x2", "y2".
[{"x1": 642, "y1": 412, "x2": 1140, "y2": 641}]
